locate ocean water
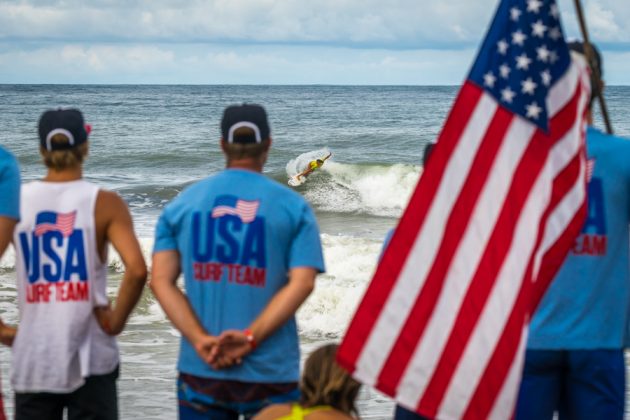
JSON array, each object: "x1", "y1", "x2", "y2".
[{"x1": 0, "y1": 84, "x2": 629, "y2": 419}]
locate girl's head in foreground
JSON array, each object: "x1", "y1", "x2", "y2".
[{"x1": 301, "y1": 344, "x2": 361, "y2": 417}]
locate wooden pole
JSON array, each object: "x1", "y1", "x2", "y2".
[{"x1": 573, "y1": 0, "x2": 613, "y2": 134}]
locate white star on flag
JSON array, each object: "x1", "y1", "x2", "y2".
[
  {"x1": 497, "y1": 39, "x2": 509, "y2": 55},
  {"x1": 527, "y1": 0, "x2": 543, "y2": 13},
  {"x1": 540, "y1": 69, "x2": 552, "y2": 86},
  {"x1": 526, "y1": 101, "x2": 543, "y2": 119},
  {"x1": 500, "y1": 63, "x2": 511, "y2": 79},
  {"x1": 521, "y1": 77, "x2": 538, "y2": 95},
  {"x1": 550, "y1": 4, "x2": 560, "y2": 18},
  {"x1": 549, "y1": 27, "x2": 562, "y2": 41},
  {"x1": 531, "y1": 20, "x2": 547, "y2": 38},
  {"x1": 510, "y1": 6, "x2": 522, "y2": 21},
  {"x1": 484, "y1": 72, "x2": 497, "y2": 88},
  {"x1": 516, "y1": 53, "x2": 532, "y2": 70},
  {"x1": 512, "y1": 30, "x2": 527, "y2": 46},
  {"x1": 501, "y1": 87, "x2": 516, "y2": 103},
  {"x1": 537, "y1": 45, "x2": 551, "y2": 62}
]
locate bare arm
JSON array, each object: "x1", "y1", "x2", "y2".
[
  {"x1": 0, "y1": 216, "x2": 16, "y2": 258},
  {"x1": 94, "y1": 191, "x2": 147, "y2": 335},
  {"x1": 218, "y1": 267, "x2": 317, "y2": 363},
  {"x1": 297, "y1": 167, "x2": 314, "y2": 179},
  {"x1": 0, "y1": 216, "x2": 17, "y2": 346},
  {"x1": 150, "y1": 250, "x2": 220, "y2": 364}
]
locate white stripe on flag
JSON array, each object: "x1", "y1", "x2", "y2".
[
  {"x1": 546, "y1": 57, "x2": 579, "y2": 116},
  {"x1": 354, "y1": 94, "x2": 498, "y2": 386},
  {"x1": 396, "y1": 116, "x2": 535, "y2": 409},
  {"x1": 488, "y1": 326, "x2": 529, "y2": 420}
]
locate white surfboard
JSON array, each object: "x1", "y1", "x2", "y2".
[{"x1": 288, "y1": 174, "x2": 306, "y2": 187}]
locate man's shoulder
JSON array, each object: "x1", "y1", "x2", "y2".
[
  {"x1": 587, "y1": 127, "x2": 630, "y2": 150},
  {"x1": 0, "y1": 146, "x2": 19, "y2": 173}
]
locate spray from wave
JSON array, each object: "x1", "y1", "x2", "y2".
[
  {"x1": 285, "y1": 147, "x2": 333, "y2": 178},
  {"x1": 299, "y1": 161, "x2": 421, "y2": 217}
]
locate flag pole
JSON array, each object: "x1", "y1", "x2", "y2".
[{"x1": 572, "y1": 0, "x2": 613, "y2": 134}]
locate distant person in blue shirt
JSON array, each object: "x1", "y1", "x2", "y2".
[
  {"x1": 0, "y1": 145, "x2": 20, "y2": 420},
  {"x1": 151, "y1": 104, "x2": 325, "y2": 419},
  {"x1": 516, "y1": 42, "x2": 630, "y2": 420}
]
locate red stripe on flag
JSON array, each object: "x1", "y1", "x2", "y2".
[
  {"x1": 337, "y1": 83, "x2": 484, "y2": 372},
  {"x1": 375, "y1": 97, "x2": 514, "y2": 395}
]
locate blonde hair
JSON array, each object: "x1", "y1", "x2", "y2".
[
  {"x1": 41, "y1": 133, "x2": 88, "y2": 170},
  {"x1": 300, "y1": 344, "x2": 361, "y2": 417}
]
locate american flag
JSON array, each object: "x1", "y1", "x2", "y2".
[
  {"x1": 337, "y1": 0, "x2": 591, "y2": 418},
  {"x1": 34, "y1": 211, "x2": 77, "y2": 237},
  {"x1": 211, "y1": 196, "x2": 260, "y2": 224}
]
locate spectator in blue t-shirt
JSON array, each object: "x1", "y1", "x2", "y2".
[
  {"x1": 151, "y1": 104, "x2": 325, "y2": 419},
  {"x1": 516, "y1": 42, "x2": 630, "y2": 420},
  {"x1": 0, "y1": 145, "x2": 20, "y2": 419}
]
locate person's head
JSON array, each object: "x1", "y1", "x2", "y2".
[
  {"x1": 300, "y1": 343, "x2": 361, "y2": 416},
  {"x1": 38, "y1": 108, "x2": 90, "y2": 171},
  {"x1": 567, "y1": 40, "x2": 603, "y2": 109},
  {"x1": 316, "y1": 159, "x2": 323, "y2": 166},
  {"x1": 220, "y1": 104, "x2": 271, "y2": 167}
]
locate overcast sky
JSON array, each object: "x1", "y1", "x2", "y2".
[{"x1": 0, "y1": 0, "x2": 628, "y2": 85}]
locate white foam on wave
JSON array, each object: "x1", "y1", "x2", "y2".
[
  {"x1": 136, "y1": 233, "x2": 382, "y2": 338},
  {"x1": 108, "y1": 237, "x2": 156, "y2": 273},
  {"x1": 305, "y1": 161, "x2": 421, "y2": 217},
  {"x1": 297, "y1": 233, "x2": 381, "y2": 339},
  {"x1": 1, "y1": 233, "x2": 382, "y2": 339}
]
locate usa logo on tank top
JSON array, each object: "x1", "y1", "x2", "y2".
[{"x1": 19, "y1": 210, "x2": 89, "y2": 303}]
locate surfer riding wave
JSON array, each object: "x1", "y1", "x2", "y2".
[
  {"x1": 297, "y1": 153, "x2": 332, "y2": 181},
  {"x1": 287, "y1": 149, "x2": 332, "y2": 187}
]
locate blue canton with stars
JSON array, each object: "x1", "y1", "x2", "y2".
[{"x1": 469, "y1": 0, "x2": 570, "y2": 132}]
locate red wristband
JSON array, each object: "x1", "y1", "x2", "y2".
[{"x1": 243, "y1": 328, "x2": 257, "y2": 350}]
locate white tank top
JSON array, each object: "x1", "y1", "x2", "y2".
[{"x1": 12, "y1": 180, "x2": 118, "y2": 393}]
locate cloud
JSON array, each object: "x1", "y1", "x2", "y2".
[
  {"x1": 0, "y1": 1, "x2": 628, "y2": 84},
  {"x1": 0, "y1": 42, "x2": 476, "y2": 85},
  {"x1": 0, "y1": 0, "x2": 499, "y2": 48},
  {"x1": 1, "y1": 1, "x2": 628, "y2": 49}
]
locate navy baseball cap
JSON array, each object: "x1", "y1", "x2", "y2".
[
  {"x1": 38, "y1": 108, "x2": 90, "y2": 151},
  {"x1": 221, "y1": 104, "x2": 270, "y2": 144}
]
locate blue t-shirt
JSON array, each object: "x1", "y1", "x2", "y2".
[
  {"x1": 528, "y1": 127, "x2": 630, "y2": 349},
  {"x1": 154, "y1": 169, "x2": 325, "y2": 383},
  {"x1": 0, "y1": 146, "x2": 20, "y2": 220}
]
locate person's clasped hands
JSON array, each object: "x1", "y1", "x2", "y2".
[{"x1": 193, "y1": 329, "x2": 257, "y2": 370}]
